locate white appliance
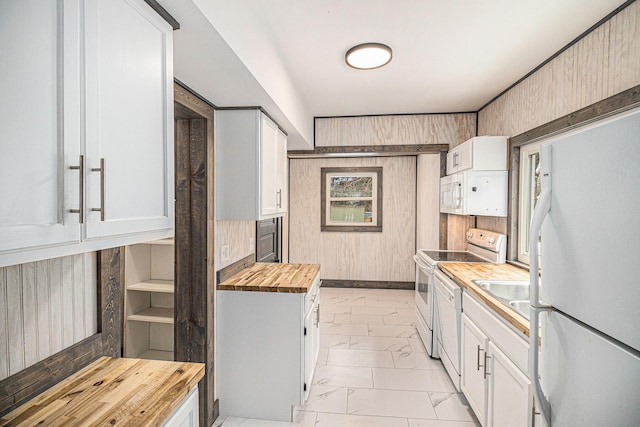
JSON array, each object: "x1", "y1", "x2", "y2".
[
  {"x1": 434, "y1": 268, "x2": 463, "y2": 391},
  {"x1": 414, "y1": 229, "x2": 507, "y2": 358},
  {"x1": 440, "y1": 171, "x2": 508, "y2": 217},
  {"x1": 529, "y1": 107, "x2": 640, "y2": 426}
]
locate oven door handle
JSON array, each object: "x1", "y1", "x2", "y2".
[{"x1": 413, "y1": 255, "x2": 432, "y2": 272}]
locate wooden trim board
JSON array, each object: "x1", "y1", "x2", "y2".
[
  {"x1": 289, "y1": 144, "x2": 449, "y2": 158},
  {"x1": 143, "y1": 0, "x2": 180, "y2": 30},
  {"x1": 216, "y1": 254, "x2": 256, "y2": 284},
  {"x1": 174, "y1": 82, "x2": 218, "y2": 427},
  {"x1": 321, "y1": 279, "x2": 414, "y2": 290}
]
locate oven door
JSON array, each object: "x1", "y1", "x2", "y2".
[{"x1": 414, "y1": 255, "x2": 438, "y2": 358}]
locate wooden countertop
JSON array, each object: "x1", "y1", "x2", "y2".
[
  {"x1": 217, "y1": 262, "x2": 321, "y2": 293},
  {"x1": 437, "y1": 262, "x2": 531, "y2": 337},
  {"x1": 0, "y1": 357, "x2": 205, "y2": 427}
]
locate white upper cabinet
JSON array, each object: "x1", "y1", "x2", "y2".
[
  {"x1": 84, "y1": 0, "x2": 174, "y2": 239},
  {"x1": 447, "y1": 136, "x2": 508, "y2": 175},
  {"x1": 216, "y1": 109, "x2": 288, "y2": 220},
  {"x1": 0, "y1": 0, "x2": 174, "y2": 267},
  {"x1": 0, "y1": 0, "x2": 82, "y2": 254}
]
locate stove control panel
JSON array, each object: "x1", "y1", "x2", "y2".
[{"x1": 466, "y1": 228, "x2": 507, "y2": 252}]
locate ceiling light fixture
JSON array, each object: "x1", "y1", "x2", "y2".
[{"x1": 345, "y1": 43, "x2": 392, "y2": 70}]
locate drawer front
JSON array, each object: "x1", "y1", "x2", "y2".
[
  {"x1": 462, "y1": 292, "x2": 528, "y2": 374},
  {"x1": 305, "y1": 273, "x2": 320, "y2": 315}
]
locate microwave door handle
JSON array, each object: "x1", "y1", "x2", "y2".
[{"x1": 528, "y1": 144, "x2": 553, "y2": 427}]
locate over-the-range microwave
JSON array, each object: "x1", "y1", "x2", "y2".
[{"x1": 440, "y1": 170, "x2": 508, "y2": 217}]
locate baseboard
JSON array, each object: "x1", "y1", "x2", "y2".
[{"x1": 321, "y1": 279, "x2": 414, "y2": 290}]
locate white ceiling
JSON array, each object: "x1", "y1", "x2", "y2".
[{"x1": 163, "y1": 0, "x2": 626, "y2": 149}]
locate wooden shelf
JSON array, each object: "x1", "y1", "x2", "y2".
[
  {"x1": 127, "y1": 280, "x2": 174, "y2": 293},
  {"x1": 128, "y1": 307, "x2": 174, "y2": 324},
  {"x1": 137, "y1": 349, "x2": 174, "y2": 361},
  {"x1": 143, "y1": 238, "x2": 174, "y2": 245}
]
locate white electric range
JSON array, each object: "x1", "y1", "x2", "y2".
[{"x1": 413, "y1": 228, "x2": 507, "y2": 358}]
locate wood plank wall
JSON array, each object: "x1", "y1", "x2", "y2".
[
  {"x1": 471, "y1": 1, "x2": 640, "y2": 236},
  {"x1": 0, "y1": 253, "x2": 97, "y2": 380},
  {"x1": 215, "y1": 220, "x2": 256, "y2": 269},
  {"x1": 314, "y1": 114, "x2": 477, "y2": 251},
  {"x1": 289, "y1": 156, "x2": 416, "y2": 282},
  {"x1": 315, "y1": 114, "x2": 476, "y2": 147}
]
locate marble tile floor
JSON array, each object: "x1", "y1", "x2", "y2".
[{"x1": 214, "y1": 287, "x2": 479, "y2": 427}]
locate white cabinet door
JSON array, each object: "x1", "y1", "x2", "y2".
[
  {"x1": 163, "y1": 387, "x2": 199, "y2": 427},
  {"x1": 275, "y1": 129, "x2": 288, "y2": 214},
  {"x1": 0, "y1": 0, "x2": 81, "y2": 253},
  {"x1": 303, "y1": 303, "x2": 314, "y2": 402},
  {"x1": 260, "y1": 115, "x2": 279, "y2": 217},
  {"x1": 487, "y1": 342, "x2": 532, "y2": 427},
  {"x1": 461, "y1": 314, "x2": 488, "y2": 426},
  {"x1": 84, "y1": 0, "x2": 174, "y2": 239}
]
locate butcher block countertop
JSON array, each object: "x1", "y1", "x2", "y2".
[
  {"x1": 0, "y1": 357, "x2": 204, "y2": 427},
  {"x1": 218, "y1": 262, "x2": 321, "y2": 293},
  {"x1": 437, "y1": 262, "x2": 531, "y2": 337}
]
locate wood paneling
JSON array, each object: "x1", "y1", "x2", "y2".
[
  {"x1": 216, "y1": 254, "x2": 255, "y2": 284},
  {"x1": 215, "y1": 220, "x2": 255, "y2": 269},
  {"x1": 446, "y1": 215, "x2": 474, "y2": 251},
  {"x1": 0, "y1": 253, "x2": 97, "y2": 381},
  {"x1": 289, "y1": 144, "x2": 448, "y2": 157},
  {"x1": 315, "y1": 114, "x2": 477, "y2": 147},
  {"x1": 416, "y1": 154, "x2": 441, "y2": 250},
  {"x1": 289, "y1": 156, "x2": 416, "y2": 282},
  {"x1": 475, "y1": 2, "x2": 640, "y2": 252},
  {"x1": 478, "y1": 2, "x2": 640, "y2": 137}
]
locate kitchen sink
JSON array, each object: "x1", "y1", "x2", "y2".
[
  {"x1": 508, "y1": 300, "x2": 530, "y2": 320},
  {"x1": 472, "y1": 280, "x2": 530, "y2": 301}
]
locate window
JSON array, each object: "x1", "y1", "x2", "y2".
[
  {"x1": 321, "y1": 167, "x2": 382, "y2": 232},
  {"x1": 517, "y1": 141, "x2": 542, "y2": 264}
]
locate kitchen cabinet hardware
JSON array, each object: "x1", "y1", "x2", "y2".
[
  {"x1": 91, "y1": 158, "x2": 105, "y2": 221},
  {"x1": 477, "y1": 345, "x2": 483, "y2": 371},
  {"x1": 69, "y1": 155, "x2": 85, "y2": 223},
  {"x1": 484, "y1": 352, "x2": 491, "y2": 379}
]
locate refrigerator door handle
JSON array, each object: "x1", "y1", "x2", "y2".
[{"x1": 529, "y1": 143, "x2": 553, "y2": 426}]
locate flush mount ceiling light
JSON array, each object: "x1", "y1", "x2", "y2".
[{"x1": 345, "y1": 43, "x2": 392, "y2": 70}]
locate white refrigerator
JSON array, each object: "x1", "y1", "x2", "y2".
[{"x1": 529, "y1": 107, "x2": 640, "y2": 426}]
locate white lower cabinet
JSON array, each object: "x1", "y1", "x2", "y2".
[
  {"x1": 487, "y1": 341, "x2": 532, "y2": 427},
  {"x1": 461, "y1": 313, "x2": 489, "y2": 424},
  {"x1": 162, "y1": 387, "x2": 199, "y2": 427},
  {"x1": 461, "y1": 293, "x2": 534, "y2": 427},
  {"x1": 217, "y1": 273, "x2": 320, "y2": 421}
]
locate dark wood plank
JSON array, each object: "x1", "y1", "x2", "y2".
[
  {"x1": 321, "y1": 280, "x2": 414, "y2": 290},
  {"x1": 143, "y1": 0, "x2": 180, "y2": 30},
  {"x1": 173, "y1": 82, "x2": 217, "y2": 427},
  {"x1": 216, "y1": 254, "x2": 256, "y2": 284},
  {"x1": 0, "y1": 334, "x2": 103, "y2": 416},
  {"x1": 97, "y1": 247, "x2": 124, "y2": 358},
  {"x1": 289, "y1": 144, "x2": 449, "y2": 158}
]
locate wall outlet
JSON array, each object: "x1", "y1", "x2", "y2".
[
  {"x1": 249, "y1": 237, "x2": 255, "y2": 251},
  {"x1": 221, "y1": 244, "x2": 230, "y2": 263}
]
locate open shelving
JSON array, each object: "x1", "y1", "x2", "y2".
[{"x1": 124, "y1": 239, "x2": 175, "y2": 361}]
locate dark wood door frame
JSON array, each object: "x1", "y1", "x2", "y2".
[{"x1": 174, "y1": 80, "x2": 218, "y2": 426}]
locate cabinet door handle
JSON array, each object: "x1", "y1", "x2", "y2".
[
  {"x1": 476, "y1": 345, "x2": 483, "y2": 371},
  {"x1": 69, "y1": 155, "x2": 85, "y2": 223},
  {"x1": 483, "y1": 352, "x2": 491, "y2": 379},
  {"x1": 315, "y1": 304, "x2": 320, "y2": 327},
  {"x1": 277, "y1": 189, "x2": 282, "y2": 208},
  {"x1": 91, "y1": 158, "x2": 105, "y2": 221}
]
